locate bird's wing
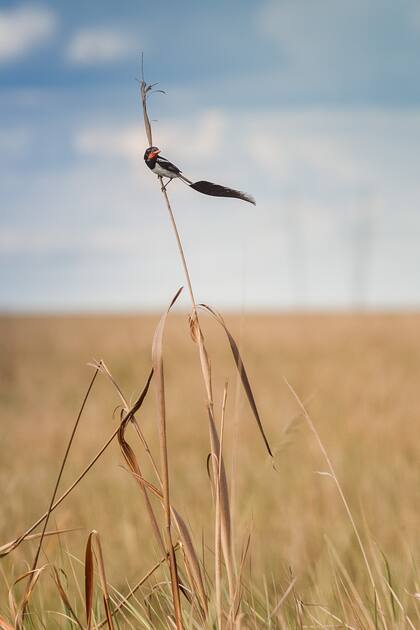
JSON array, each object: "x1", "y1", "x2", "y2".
[{"x1": 156, "y1": 155, "x2": 182, "y2": 175}]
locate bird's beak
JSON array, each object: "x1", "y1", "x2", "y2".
[{"x1": 150, "y1": 149, "x2": 160, "y2": 158}]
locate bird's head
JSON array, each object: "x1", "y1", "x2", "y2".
[{"x1": 144, "y1": 146, "x2": 160, "y2": 161}]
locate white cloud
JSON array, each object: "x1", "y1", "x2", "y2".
[
  {"x1": 67, "y1": 28, "x2": 137, "y2": 64},
  {"x1": 155, "y1": 110, "x2": 226, "y2": 159},
  {"x1": 240, "y1": 109, "x2": 420, "y2": 196},
  {"x1": 73, "y1": 110, "x2": 226, "y2": 162},
  {"x1": 0, "y1": 5, "x2": 56, "y2": 63},
  {"x1": 249, "y1": 128, "x2": 361, "y2": 185},
  {"x1": 74, "y1": 124, "x2": 142, "y2": 159},
  {"x1": 72, "y1": 107, "x2": 420, "y2": 210}
]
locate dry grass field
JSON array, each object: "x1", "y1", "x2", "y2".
[{"x1": 0, "y1": 311, "x2": 419, "y2": 628}]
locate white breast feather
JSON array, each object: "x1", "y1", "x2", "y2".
[{"x1": 153, "y1": 162, "x2": 179, "y2": 178}]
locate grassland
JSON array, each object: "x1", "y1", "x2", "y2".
[{"x1": 0, "y1": 312, "x2": 419, "y2": 628}]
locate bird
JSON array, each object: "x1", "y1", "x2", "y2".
[{"x1": 144, "y1": 146, "x2": 256, "y2": 205}]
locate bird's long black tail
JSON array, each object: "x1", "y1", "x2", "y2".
[{"x1": 190, "y1": 180, "x2": 256, "y2": 205}]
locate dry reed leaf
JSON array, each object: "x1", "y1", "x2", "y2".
[
  {"x1": 95, "y1": 360, "x2": 162, "y2": 485},
  {"x1": 113, "y1": 366, "x2": 154, "y2": 426},
  {"x1": 207, "y1": 406, "x2": 235, "y2": 603},
  {"x1": 197, "y1": 329, "x2": 213, "y2": 403},
  {"x1": 199, "y1": 304, "x2": 273, "y2": 457},
  {"x1": 85, "y1": 532, "x2": 94, "y2": 629},
  {"x1": 206, "y1": 452, "x2": 217, "y2": 496},
  {"x1": 85, "y1": 530, "x2": 114, "y2": 630},
  {"x1": 172, "y1": 508, "x2": 208, "y2": 617},
  {"x1": 188, "y1": 307, "x2": 234, "y2": 604},
  {"x1": 0, "y1": 617, "x2": 15, "y2": 630},
  {"x1": 118, "y1": 415, "x2": 166, "y2": 555},
  {"x1": 115, "y1": 366, "x2": 166, "y2": 557},
  {"x1": 51, "y1": 566, "x2": 84, "y2": 629},
  {"x1": 10, "y1": 565, "x2": 48, "y2": 628},
  {"x1": 123, "y1": 467, "x2": 164, "y2": 500},
  {"x1": 140, "y1": 74, "x2": 153, "y2": 146},
  {"x1": 0, "y1": 528, "x2": 80, "y2": 557},
  {"x1": 188, "y1": 313, "x2": 200, "y2": 343}
]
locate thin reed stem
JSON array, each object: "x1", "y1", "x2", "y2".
[
  {"x1": 18, "y1": 364, "x2": 101, "y2": 628},
  {"x1": 152, "y1": 297, "x2": 184, "y2": 629},
  {"x1": 160, "y1": 180, "x2": 197, "y2": 310}
]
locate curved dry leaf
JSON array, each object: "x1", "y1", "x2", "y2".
[
  {"x1": 51, "y1": 567, "x2": 83, "y2": 629},
  {"x1": 172, "y1": 508, "x2": 208, "y2": 616},
  {"x1": 85, "y1": 532, "x2": 95, "y2": 629},
  {"x1": 117, "y1": 369, "x2": 166, "y2": 556},
  {"x1": 0, "y1": 528, "x2": 81, "y2": 557},
  {"x1": 199, "y1": 304, "x2": 273, "y2": 457},
  {"x1": 123, "y1": 468, "x2": 163, "y2": 501},
  {"x1": 140, "y1": 80, "x2": 153, "y2": 147},
  {"x1": 206, "y1": 452, "x2": 218, "y2": 496},
  {"x1": 10, "y1": 565, "x2": 48, "y2": 627},
  {"x1": 85, "y1": 531, "x2": 114, "y2": 630},
  {"x1": 188, "y1": 313, "x2": 200, "y2": 344},
  {"x1": 207, "y1": 407, "x2": 234, "y2": 600}
]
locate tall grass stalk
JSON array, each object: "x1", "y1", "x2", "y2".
[{"x1": 140, "y1": 76, "x2": 236, "y2": 618}]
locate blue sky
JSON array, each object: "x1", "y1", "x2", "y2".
[{"x1": 1, "y1": 1, "x2": 420, "y2": 311}]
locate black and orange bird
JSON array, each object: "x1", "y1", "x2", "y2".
[{"x1": 144, "y1": 146, "x2": 256, "y2": 205}]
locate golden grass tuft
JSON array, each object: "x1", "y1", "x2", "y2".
[{"x1": 0, "y1": 312, "x2": 419, "y2": 628}]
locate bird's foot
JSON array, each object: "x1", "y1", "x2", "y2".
[{"x1": 161, "y1": 178, "x2": 173, "y2": 191}]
